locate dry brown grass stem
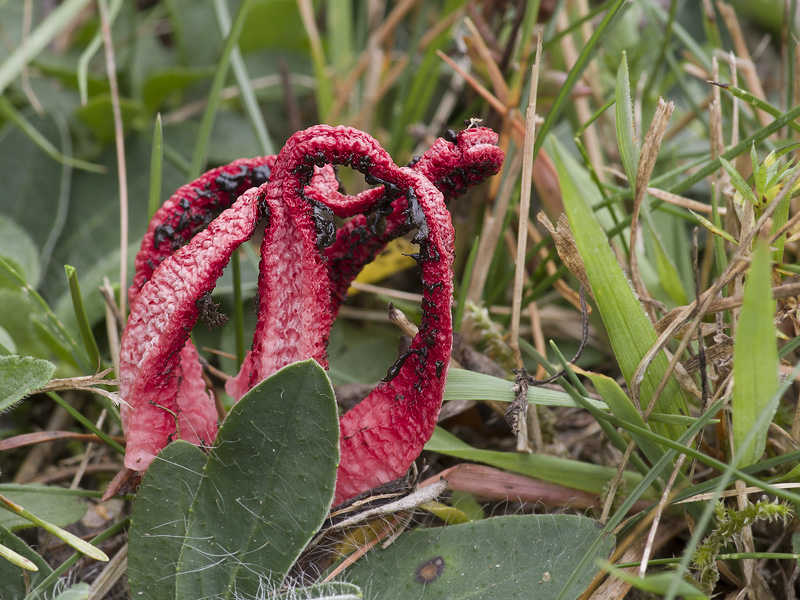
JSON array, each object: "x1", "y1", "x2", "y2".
[
  {"x1": 510, "y1": 34, "x2": 543, "y2": 370},
  {"x1": 646, "y1": 186, "x2": 728, "y2": 215},
  {"x1": 599, "y1": 440, "x2": 636, "y2": 524},
  {"x1": 628, "y1": 98, "x2": 675, "y2": 317},
  {"x1": 101, "y1": 277, "x2": 121, "y2": 378}
]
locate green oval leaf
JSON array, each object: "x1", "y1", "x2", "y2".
[
  {"x1": 345, "y1": 514, "x2": 614, "y2": 599},
  {"x1": 176, "y1": 359, "x2": 339, "y2": 600},
  {"x1": 128, "y1": 441, "x2": 207, "y2": 600}
]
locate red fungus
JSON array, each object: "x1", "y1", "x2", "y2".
[{"x1": 119, "y1": 124, "x2": 503, "y2": 504}]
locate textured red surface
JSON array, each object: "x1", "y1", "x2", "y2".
[{"x1": 119, "y1": 124, "x2": 503, "y2": 503}]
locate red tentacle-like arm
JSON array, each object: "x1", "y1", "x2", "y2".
[
  {"x1": 221, "y1": 126, "x2": 455, "y2": 504},
  {"x1": 119, "y1": 124, "x2": 503, "y2": 503},
  {"x1": 119, "y1": 188, "x2": 265, "y2": 470}
]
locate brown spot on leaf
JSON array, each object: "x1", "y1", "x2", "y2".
[{"x1": 415, "y1": 556, "x2": 445, "y2": 584}]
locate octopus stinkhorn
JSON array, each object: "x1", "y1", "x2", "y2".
[{"x1": 119, "y1": 124, "x2": 503, "y2": 505}]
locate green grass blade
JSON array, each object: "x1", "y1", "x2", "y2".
[
  {"x1": 615, "y1": 51, "x2": 639, "y2": 187},
  {"x1": 586, "y1": 372, "x2": 667, "y2": 468},
  {"x1": 47, "y1": 391, "x2": 125, "y2": 454},
  {"x1": 732, "y1": 241, "x2": 779, "y2": 467},
  {"x1": 714, "y1": 81, "x2": 800, "y2": 135},
  {"x1": 25, "y1": 518, "x2": 127, "y2": 600},
  {"x1": 547, "y1": 136, "x2": 688, "y2": 440},
  {"x1": 426, "y1": 427, "x2": 646, "y2": 496},
  {"x1": 719, "y1": 157, "x2": 758, "y2": 205},
  {"x1": 663, "y1": 363, "x2": 800, "y2": 600},
  {"x1": 0, "y1": 495, "x2": 108, "y2": 562},
  {"x1": 665, "y1": 103, "x2": 800, "y2": 196},
  {"x1": 454, "y1": 235, "x2": 480, "y2": 332},
  {"x1": 553, "y1": 402, "x2": 721, "y2": 600},
  {"x1": 0, "y1": 541, "x2": 38, "y2": 571},
  {"x1": 64, "y1": 265, "x2": 101, "y2": 368},
  {"x1": 691, "y1": 209, "x2": 739, "y2": 246},
  {"x1": 0, "y1": 257, "x2": 88, "y2": 372},
  {"x1": 327, "y1": 0, "x2": 354, "y2": 79},
  {"x1": 147, "y1": 114, "x2": 163, "y2": 220}
]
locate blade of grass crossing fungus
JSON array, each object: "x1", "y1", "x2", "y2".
[
  {"x1": 547, "y1": 136, "x2": 689, "y2": 440},
  {"x1": 732, "y1": 241, "x2": 779, "y2": 467},
  {"x1": 147, "y1": 114, "x2": 163, "y2": 220},
  {"x1": 454, "y1": 235, "x2": 480, "y2": 332}
]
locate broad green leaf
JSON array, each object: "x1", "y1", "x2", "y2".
[
  {"x1": 345, "y1": 514, "x2": 615, "y2": 600},
  {"x1": 0, "y1": 524, "x2": 53, "y2": 599},
  {"x1": 426, "y1": 427, "x2": 646, "y2": 496},
  {"x1": 598, "y1": 561, "x2": 707, "y2": 599},
  {"x1": 0, "y1": 215, "x2": 41, "y2": 289},
  {"x1": 0, "y1": 356, "x2": 56, "y2": 414},
  {"x1": 128, "y1": 441, "x2": 207, "y2": 600},
  {"x1": 547, "y1": 136, "x2": 688, "y2": 440},
  {"x1": 615, "y1": 51, "x2": 640, "y2": 187},
  {"x1": 733, "y1": 242, "x2": 779, "y2": 467},
  {"x1": 176, "y1": 360, "x2": 339, "y2": 600}
]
